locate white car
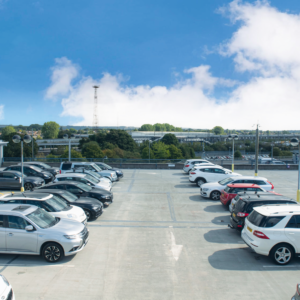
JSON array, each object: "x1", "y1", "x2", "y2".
[
  {"x1": 54, "y1": 173, "x2": 112, "y2": 191},
  {"x1": 0, "y1": 274, "x2": 14, "y2": 300},
  {"x1": 242, "y1": 205, "x2": 300, "y2": 265},
  {"x1": 183, "y1": 159, "x2": 212, "y2": 173},
  {"x1": 0, "y1": 192, "x2": 87, "y2": 225},
  {"x1": 201, "y1": 176, "x2": 274, "y2": 200},
  {"x1": 189, "y1": 166, "x2": 241, "y2": 187},
  {"x1": 190, "y1": 163, "x2": 217, "y2": 172}
]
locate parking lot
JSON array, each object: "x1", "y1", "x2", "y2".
[{"x1": 0, "y1": 169, "x2": 299, "y2": 299}]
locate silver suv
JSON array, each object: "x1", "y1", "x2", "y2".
[{"x1": 0, "y1": 204, "x2": 89, "y2": 262}]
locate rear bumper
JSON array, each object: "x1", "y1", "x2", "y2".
[{"x1": 229, "y1": 216, "x2": 243, "y2": 230}]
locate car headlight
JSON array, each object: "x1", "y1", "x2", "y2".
[
  {"x1": 64, "y1": 234, "x2": 80, "y2": 239},
  {"x1": 202, "y1": 188, "x2": 209, "y2": 191},
  {"x1": 0, "y1": 274, "x2": 9, "y2": 286},
  {"x1": 44, "y1": 175, "x2": 49, "y2": 178},
  {"x1": 92, "y1": 206, "x2": 101, "y2": 210},
  {"x1": 101, "y1": 195, "x2": 111, "y2": 199},
  {"x1": 67, "y1": 214, "x2": 78, "y2": 219}
]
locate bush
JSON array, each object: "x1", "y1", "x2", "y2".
[
  {"x1": 234, "y1": 150, "x2": 242, "y2": 158},
  {"x1": 82, "y1": 142, "x2": 104, "y2": 158}
]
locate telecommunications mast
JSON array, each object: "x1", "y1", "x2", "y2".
[{"x1": 92, "y1": 85, "x2": 99, "y2": 130}]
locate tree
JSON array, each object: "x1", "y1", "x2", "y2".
[
  {"x1": 4, "y1": 132, "x2": 38, "y2": 157},
  {"x1": 212, "y1": 126, "x2": 224, "y2": 135},
  {"x1": 167, "y1": 145, "x2": 183, "y2": 159},
  {"x1": 105, "y1": 130, "x2": 137, "y2": 152},
  {"x1": 42, "y1": 122, "x2": 60, "y2": 139},
  {"x1": 273, "y1": 147, "x2": 281, "y2": 157},
  {"x1": 2, "y1": 126, "x2": 16, "y2": 140},
  {"x1": 139, "y1": 124, "x2": 154, "y2": 131},
  {"x1": 81, "y1": 142, "x2": 104, "y2": 158},
  {"x1": 234, "y1": 150, "x2": 242, "y2": 158},
  {"x1": 103, "y1": 149, "x2": 114, "y2": 158},
  {"x1": 161, "y1": 133, "x2": 179, "y2": 146},
  {"x1": 60, "y1": 148, "x2": 83, "y2": 159},
  {"x1": 151, "y1": 141, "x2": 170, "y2": 159},
  {"x1": 141, "y1": 147, "x2": 155, "y2": 159}
]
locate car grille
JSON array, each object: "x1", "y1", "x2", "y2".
[{"x1": 6, "y1": 289, "x2": 13, "y2": 300}]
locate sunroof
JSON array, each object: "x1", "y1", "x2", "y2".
[{"x1": 12, "y1": 205, "x2": 31, "y2": 212}]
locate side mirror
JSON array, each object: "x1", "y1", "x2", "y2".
[
  {"x1": 79, "y1": 190, "x2": 83, "y2": 194},
  {"x1": 14, "y1": 176, "x2": 18, "y2": 180},
  {"x1": 87, "y1": 183, "x2": 91, "y2": 186},
  {"x1": 25, "y1": 225, "x2": 34, "y2": 231}
]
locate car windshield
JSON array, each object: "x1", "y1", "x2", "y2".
[
  {"x1": 26, "y1": 208, "x2": 58, "y2": 229},
  {"x1": 61, "y1": 191, "x2": 78, "y2": 202},
  {"x1": 88, "y1": 171, "x2": 102, "y2": 179},
  {"x1": 85, "y1": 174, "x2": 99, "y2": 184},
  {"x1": 44, "y1": 195, "x2": 70, "y2": 212},
  {"x1": 101, "y1": 163, "x2": 112, "y2": 170},
  {"x1": 219, "y1": 177, "x2": 234, "y2": 185},
  {"x1": 39, "y1": 163, "x2": 52, "y2": 169},
  {"x1": 30, "y1": 165, "x2": 43, "y2": 172},
  {"x1": 78, "y1": 183, "x2": 92, "y2": 192},
  {"x1": 92, "y1": 164, "x2": 102, "y2": 171}
]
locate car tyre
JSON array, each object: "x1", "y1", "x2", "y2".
[
  {"x1": 196, "y1": 178, "x2": 206, "y2": 187},
  {"x1": 210, "y1": 191, "x2": 221, "y2": 200},
  {"x1": 84, "y1": 209, "x2": 92, "y2": 221},
  {"x1": 42, "y1": 243, "x2": 64, "y2": 263},
  {"x1": 270, "y1": 243, "x2": 294, "y2": 265},
  {"x1": 24, "y1": 182, "x2": 34, "y2": 191}
]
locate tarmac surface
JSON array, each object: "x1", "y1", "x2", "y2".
[{"x1": 0, "y1": 169, "x2": 299, "y2": 300}]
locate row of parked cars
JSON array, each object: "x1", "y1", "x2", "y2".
[{"x1": 183, "y1": 159, "x2": 300, "y2": 268}]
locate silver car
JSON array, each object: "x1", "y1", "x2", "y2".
[{"x1": 0, "y1": 204, "x2": 89, "y2": 262}]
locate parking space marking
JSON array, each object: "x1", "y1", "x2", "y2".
[
  {"x1": 127, "y1": 179, "x2": 135, "y2": 192},
  {"x1": 0, "y1": 255, "x2": 20, "y2": 272},
  {"x1": 166, "y1": 192, "x2": 176, "y2": 221},
  {"x1": 89, "y1": 224, "x2": 225, "y2": 229},
  {"x1": 94, "y1": 219, "x2": 216, "y2": 224},
  {"x1": 0, "y1": 264, "x2": 75, "y2": 267}
]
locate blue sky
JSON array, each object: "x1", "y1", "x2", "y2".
[{"x1": 1, "y1": 0, "x2": 300, "y2": 129}]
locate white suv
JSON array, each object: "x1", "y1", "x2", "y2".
[
  {"x1": 0, "y1": 275, "x2": 14, "y2": 300},
  {"x1": 242, "y1": 205, "x2": 300, "y2": 265},
  {"x1": 189, "y1": 166, "x2": 241, "y2": 187},
  {"x1": 0, "y1": 204, "x2": 89, "y2": 262},
  {"x1": 183, "y1": 159, "x2": 213, "y2": 173},
  {"x1": 200, "y1": 176, "x2": 274, "y2": 200}
]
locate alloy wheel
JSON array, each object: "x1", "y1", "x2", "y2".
[
  {"x1": 45, "y1": 245, "x2": 61, "y2": 262},
  {"x1": 211, "y1": 191, "x2": 220, "y2": 200},
  {"x1": 24, "y1": 183, "x2": 33, "y2": 191},
  {"x1": 197, "y1": 180, "x2": 205, "y2": 187},
  {"x1": 274, "y1": 247, "x2": 291, "y2": 264}
]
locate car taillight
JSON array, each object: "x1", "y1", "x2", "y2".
[
  {"x1": 190, "y1": 172, "x2": 196, "y2": 174},
  {"x1": 253, "y1": 230, "x2": 269, "y2": 239},
  {"x1": 267, "y1": 181, "x2": 274, "y2": 189},
  {"x1": 237, "y1": 212, "x2": 249, "y2": 217},
  {"x1": 59, "y1": 170, "x2": 61, "y2": 174},
  {"x1": 185, "y1": 165, "x2": 189, "y2": 167},
  {"x1": 297, "y1": 284, "x2": 300, "y2": 295}
]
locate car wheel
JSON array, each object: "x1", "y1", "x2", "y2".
[
  {"x1": 24, "y1": 182, "x2": 34, "y2": 191},
  {"x1": 270, "y1": 244, "x2": 293, "y2": 265},
  {"x1": 196, "y1": 179, "x2": 206, "y2": 187},
  {"x1": 42, "y1": 243, "x2": 64, "y2": 263},
  {"x1": 210, "y1": 191, "x2": 221, "y2": 200},
  {"x1": 84, "y1": 209, "x2": 92, "y2": 221}
]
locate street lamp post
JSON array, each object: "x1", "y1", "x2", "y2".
[
  {"x1": 12, "y1": 134, "x2": 32, "y2": 192},
  {"x1": 63, "y1": 134, "x2": 75, "y2": 161},
  {"x1": 227, "y1": 134, "x2": 238, "y2": 172},
  {"x1": 148, "y1": 140, "x2": 152, "y2": 164},
  {"x1": 291, "y1": 138, "x2": 300, "y2": 202},
  {"x1": 271, "y1": 143, "x2": 274, "y2": 160}
]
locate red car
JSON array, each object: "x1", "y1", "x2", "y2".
[{"x1": 220, "y1": 183, "x2": 265, "y2": 207}]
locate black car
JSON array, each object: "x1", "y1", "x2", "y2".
[
  {"x1": 27, "y1": 189, "x2": 103, "y2": 221},
  {"x1": 0, "y1": 170, "x2": 45, "y2": 190},
  {"x1": 4, "y1": 165, "x2": 54, "y2": 183},
  {"x1": 19, "y1": 162, "x2": 59, "y2": 176},
  {"x1": 229, "y1": 193, "x2": 296, "y2": 230},
  {"x1": 37, "y1": 181, "x2": 113, "y2": 205},
  {"x1": 94, "y1": 162, "x2": 123, "y2": 179}
]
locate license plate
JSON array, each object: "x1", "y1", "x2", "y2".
[
  {"x1": 247, "y1": 226, "x2": 252, "y2": 233},
  {"x1": 233, "y1": 213, "x2": 236, "y2": 218}
]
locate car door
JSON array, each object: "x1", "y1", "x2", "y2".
[
  {"x1": 212, "y1": 168, "x2": 227, "y2": 181},
  {"x1": 5, "y1": 215, "x2": 38, "y2": 253},
  {"x1": 0, "y1": 215, "x2": 6, "y2": 251},
  {"x1": 4, "y1": 172, "x2": 20, "y2": 189},
  {"x1": 284, "y1": 215, "x2": 300, "y2": 252},
  {"x1": 0, "y1": 172, "x2": 12, "y2": 188},
  {"x1": 65, "y1": 184, "x2": 84, "y2": 197}
]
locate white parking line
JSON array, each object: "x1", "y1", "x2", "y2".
[
  {"x1": 263, "y1": 265, "x2": 299, "y2": 268},
  {"x1": 0, "y1": 264, "x2": 75, "y2": 267}
]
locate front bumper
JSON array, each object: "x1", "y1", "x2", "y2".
[
  {"x1": 65, "y1": 231, "x2": 89, "y2": 256},
  {"x1": 200, "y1": 188, "x2": 210, "y2": 198}
]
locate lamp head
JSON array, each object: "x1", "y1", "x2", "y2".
[
  {"x1": 63, "y1": 134, "x2": 69, "y2": 139},
  {"x1": 70, "y1": 134, "x2": 76, "y2": 139},
  {"x1": 23, "y1": 135, "x2": 32, "y2": 144},
  {"x1": 12, "y1": 135, "x2": 21, "y2": 144},
  {"x1": 290, "y1": 138, "x2": 299, "y2": 147},
  {"x1": 227, "y1": 135, "x2": 232, "y2": 141}
]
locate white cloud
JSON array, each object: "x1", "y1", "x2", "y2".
[
  {"x1": 0, "y1": 105, "x2": 4, "y2": 120},
  {"x1": 46, "y1": 1, "x2": 300, "y2": 130}
]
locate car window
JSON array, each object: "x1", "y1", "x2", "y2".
[
  {"x1": 286, "y1": 215, "x2": 300, "y2": 228},
  {"x1": 52, "y1": 184, "x2": 65, "y2": 190},
  {"x1": 245, "y1": 187, "x2": 261, "y2": 191},
  {"x1": 7, "y1": 200, "x2": 24, "y2": 204},
  {"x1": 243, "y1": 180, "x2": 255, "y2": 184},
  {"x1": 231, "y1": 188, "x2": 245, "y2": 193},
  {"x1": 233, "y1": 180, "x2": 243, "y2": 183},
  {"x1": 66, "y1": 185, "x2": 82, "y2": 193},
  {"x1": 8, "y1": 215, "x2": 30, "y2": 230},
  {"x1": 214, "y1": 168, "x2": 225, "y2": 174},
  {"x1": 61, "y1": 163, "x2": 72, "y2": 170},
  {"x1": 2, "y1": 172, "x2": 15, "y2": 178},
  {"x1": 263, "y1": 216, "x2": 285, "y2": 228},
  {"x1": 26, "y1": 200, "x2": 43, "y2": 208},
  {"x1": 11, "y1": 166, "x2": 20, "y2": 171},
  {"x1": 0, "y1": 215, "x2": 3, "y2": 227}
]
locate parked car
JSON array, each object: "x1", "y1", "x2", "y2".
[
  {"x1": 0, "y1": 274, "x2": 14, "y2": 300},
  {"x1": 18, "y1": 162, "x2": 59, "y2": 176},
  {"x1": 54, "y1": 173, "x2": 112, "y2": 191},
  {"x1": 37, "y1": 181, "x2": 113, "y2": 205},
  {"x1": 220, "y1": 183, "x2": 266, "y2": 207},
  {"x1": 66, "y1": 168, "x2": 112, "y2": 185},
  {"x1": 4, "y1": 165, "x2": 54, "y2": 184},
  {"x1": 189, "y1": 166, "x2": 241, "y2": 187},
  {"x1": 190, "y1": 163, "x2": 217, "y2": 172},
  {"x1": 59, "y1": 162, "x2": 118, "y2": 182},
  {"x1": 0, "y1": 170, "x2": 45, "y2": 191},
  {"x1": 200, "y1": 176, "x2": 274, "y2": 200},
  {"x1": 183, "y1": 159, "x2": 213, "y2": 173},
  {"x1": 29, "y1": 189, "x2": 103, "y2": 221},
  {"x1": 291, "y1": 284, "x2": 300, "y2": 300},
  {"x1": 229, "y1": 193, "x2": 295, "y2": 230},
  {"x1": 94, "y1": 162, "x2": 123, "y2": 179},
  {"x1": 242, "y1": 205, "x2": 300, "y2": 265},
  {"x1": 0, "y1": 192, "x2": 87, "y2": 225},
  {"x1": 0, "y1": 204, "x2": 89, "y2": 262}
]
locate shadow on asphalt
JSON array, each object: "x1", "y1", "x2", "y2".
[
  {"x1": 204, "y1": 229, "x2": 241, "y2": 244},
  {"x1": 174, "y1": 184, "x2": 197, "y2": 189},
  {"x1": 189, "y1": 195, "x2": 212, "y2": 202},
  {"x1": 211, "y1": 215, "x2": 231, "y2": 225},
  {"x1": 204, "y1": 204, "x2": 228, "y2": 213},
  {"x1": 172, "y1": 173, "x2": 186, "y2": 176}
]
